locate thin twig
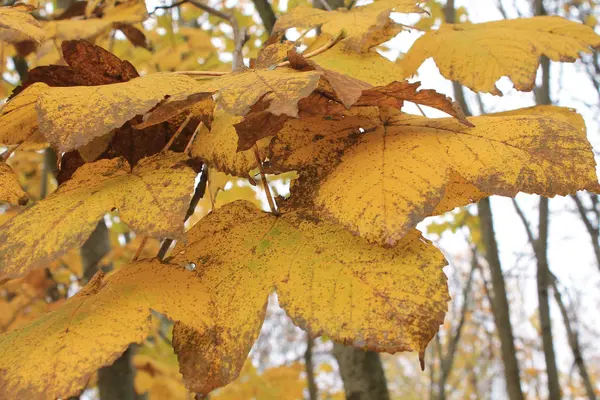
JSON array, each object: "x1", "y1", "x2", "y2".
[
  {"x1": 1, "y1": 144, "x2": 19, "y2": 161},
  {"x1": 276, "y1": 36, "x2": 339, "y2": 67},
  {"x1": 173, "y1": 70, "x2": 229, "y2": 77},
  {"x1": 184, "y1": 121, "x2": 203, "y2": 155},
  {"x1": 151, "y1": 0, "x2": 246, "y2": 69},
  {"x1": 316, "y1": 0, "x2": 333, "y2": 11},
  {"x1": 253, "y1": 144, "x2": 278, "y2": 215},
  {"x1": 415, "y1": 103, "x2": 427, "y2": 117},
  {"x1": 157, "y1": 164, "x2": 209, "y2": 261},
  {"x1": 163, "y1": 113, "x2": 193, "y2": 152},
  {"x1": 132, "y1": 237, "x2": 148, "y2": 261}
]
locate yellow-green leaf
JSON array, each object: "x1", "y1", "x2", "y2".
[
  {"x1": 273, "y1": 0, "x2": 424, "y2": 52},
  {"x1": 402, "y1": 16, "x2": 600, "y2": 94},
  {"x1": 170, "y1": 201, "x2": 449, "y2": 394},
  {"x1": 270, "y1": 107, "x2": 598, "y2": 245},
  {"x1": 0, "y1": 152, "x2": 195, "y2": 280},
  {"x1": 0, "y1": 261, "x2": 210, "y2": 400}
]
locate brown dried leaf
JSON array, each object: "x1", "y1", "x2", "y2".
[
  {"x1": 11, "y1": 40, "x2": 138, "y2": 98},
  {"x1": 114, "y1": 23, "x2": 150, "y2": 50}
]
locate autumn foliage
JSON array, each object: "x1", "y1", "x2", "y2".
[{"x1": 0, "y1": 0, "x2": 599, "y2": 398}]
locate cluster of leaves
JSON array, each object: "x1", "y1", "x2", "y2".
[{"x1": 0, "y1": 0, "x2": 599, "y2": 398}]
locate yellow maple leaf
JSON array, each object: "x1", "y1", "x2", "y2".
[
  {"x1": 212, "y1": 361, "x2": 305, "y2": 400},
  {"x1": 269, "y1": 106, "x2": 598, "y2": 246},
  {"x1": 43, "y1": 1, "x2": 147, "y2": 41},
  {"x1": 273, "y1": 0, "x2": 424, "y2": 52},
  {"x1": 189, "y1": 108, "x2": 271, "y2": 176},
  {"x1": 312, "y1": 44, "x2": 406, "y2": 87},
  {"x1": 401, "y1": 16, "x2": 600, "y2": 94},
  {"x1": 36, "y1": 73, "x2": 198, "y2": 153},
  {"x1": 0, "y1": 83, "x2": 48, "y2": 146},
  {"x1": 0, "y1": 4, "x2": 45, "y2": 43},
  {"x1": 0, "y1": 152, "x2": 195, "y2": 281},
  {"x1": 0, "y1": 262, "x2": 211, "y2": 400},
  {"x1": 0, "y1": 162, "x2": 28, "y2": 206},
  {"x1": 170, "y1": 201, "x2": 448, "y2": 394}
]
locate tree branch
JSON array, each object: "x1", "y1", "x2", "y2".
[
  {"x1": 151, "y1": 0, "x2": 246, "y2": 69},
  {"x1": 252, "y1": 0, "x2": 277, "y2": 34}
]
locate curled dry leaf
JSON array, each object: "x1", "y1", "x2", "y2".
[
  {"x1": 402, "y1": 16, "x2": 600, "y2": 94},
  {"x1": 270, "y1": 106, "x2": 599, "y2": 246},
  {"x1": 273, "y1": 0, "x2": 424, "y2": 52},
  {"x1": 114, "y1": 23, "x2": 150, "y2": 50},
  {"x1": 0, "y1": 262, "x2": 211, "y2": 400},
  {"x1": 11, "y1": 40, "x2": 139, "y2": 98},
  {"x1": 135, "y1": 94, "x2": 214, "y2": 130},
  {"x1": 0, "y1": 83, "x2": 49, "y2": 146},
  {"x1": 0, "y1": 162, "x2": 28, "y2": 206},
  {"x1": 0, "y1": 152, "x2": 196, "y2": 281},
  {"x1": 255, "y1": 40, "x2": 296, "y2": 68},
  {"x1": 0, "y1": 4, "x2": 45, "y2": 43},
  {"x1": 37, "y1": 72, "x2": 198, "y2": 153},
  {"x1": 169, "y1": 201, "x2": 448, "y2": 395}
]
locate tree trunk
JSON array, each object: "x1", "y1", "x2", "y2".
[
  {"x1": 536, "y1": 198, "x2": 562, "y2": 400},
  {"x1": 478, "y1": 198, "x2": 525, "y2": 400},
  {"x1": 305, "y1": 334, "x2": 319, "y2": 400},
  {"x1": 532, "y1": 1, "x2": 562, "y2": 397},
  {"x1": 98, "y1": 348, "x2": 137, "y2": 400},
  {"x1": 551, "y1": 276, "x2": 597, "y2": 400},
  {"x1": 81, "y1": 221, "x2": 139, "y2": 400},
  {"x1": 445, "y1": 1, "x2": 525, "y2": 397},
  {"x1": 333, "y1": 343, "x2": 390, "y2": 400}
]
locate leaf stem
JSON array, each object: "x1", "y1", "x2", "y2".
[
  {"x1": 157, "y1": 164, "x2": 209, "y2": 260},
  {"x1": 184, "y1": 121, "x2": 203, "y2": 155},
  {"x1": 253, "y1": 144, "x2": 278, "y2": 215},
  {"x1": 132, "y1": 236, "x2": 148, "y2": 261},
  {"x1": 163, "y1": 113, "x2": 193, "y2": 152}
]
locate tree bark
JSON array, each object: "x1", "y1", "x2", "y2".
[{"x1": 333, "y1": 343, "x2": 390, "y2": 400}]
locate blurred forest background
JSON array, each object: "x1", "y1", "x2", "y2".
[{"x1": 1, "y1": 0, "x2": 599, "y2": 399}]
